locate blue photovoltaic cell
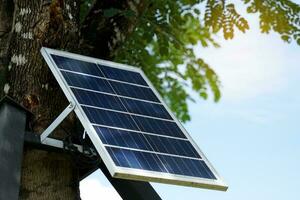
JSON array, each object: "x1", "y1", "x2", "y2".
[
  {"x1": 72, "y1": 88, "x2": 172, "y2": 120},
  {"x1": 106, "y1": 146, "x2": 167, "y2": 172},
  {"x1": 72, "y1": 88, "x2": 126, "y2": 112},
  {"x1": 132, "y1": 115, "x2": 185, "y2": 138},
  {"x1": 82, "y1": 106, "x2": 138, "y2": 131},
  {"x1": 52, "y1": 54, "x2": 149, "y2": 87},
  {"x1": 99, "y1": 64, "x2": 148, "y2": 86},
  {"x1": 83, "y1": 106, "x2": 186, "y2": 138},
  {"x1": 60, "y1": 70, "x2": 160, "y2": 103},
  {"x1": 62, "y1": 71, "x2": 113, "y2": 94},
  {"x1": 46, "y1": 51, "x2": 221, "y2": 186},
  {"x1": 109, "y1": 80, "x2": 159, "y2": 103},
  {"x1": 94, "y1": 126, "x2": 200, "y2": 158},
  {"x1": 144, "y1": 134, "x2": 200, "y2": 158},
  {"x1": 158, "y1": 152, "x2": 216, "y2": 179},
  {"x1": 52, "y1": 54, "x2": 103, "y2": 77},
  {"x1": 121, "y1": 97, "x2": 172, "y2": 120},
  {"x1": 106, "y1": 147, "x2": 216, "y2": 179}
]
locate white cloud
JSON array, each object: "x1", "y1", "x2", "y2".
[{"x1": 80, "y1": 172, "x2": 122, "y2": 200}]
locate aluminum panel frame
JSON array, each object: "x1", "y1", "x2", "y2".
[{"x1": 40, "y1": 47, "x2": 228, "y2": 191}]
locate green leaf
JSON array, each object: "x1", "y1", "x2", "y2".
[
  {"x1": 200, "y1": 92, "x2": 208, "y2": 100},
  {"x1": 103, "y1": 8, "x2": 121, "y2": 18},
  {"x1": 122, "y1": 9, "x2": 136, "y2": 17},
  {"x1": 281, "y1": 35, "x2": 291, "y2": 43},
  {"x1": 194, "y1": 8, "x2": 200, "y2": 15}
]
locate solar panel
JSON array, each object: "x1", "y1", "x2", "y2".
[{"x1": 41, "y1": 47, "x2": 228, "y2": 191}]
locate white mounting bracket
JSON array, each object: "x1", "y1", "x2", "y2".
[
  {"x1": 39, "y1": 102, "x2": 97, "y2": 156},
  {"x1": 40, "y1": 102, "x2": 75, "y2": 142},
  {"x1": 42, "y1": 137, "x2": 83, "y2": 151}
]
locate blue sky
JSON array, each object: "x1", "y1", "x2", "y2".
[{"x1": 80, "y1": 1, "x2": 300, "y2": 199}]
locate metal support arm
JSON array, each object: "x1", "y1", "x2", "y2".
[{"x1": 40, "y1": 102, "x2": 75, "y2": 142}]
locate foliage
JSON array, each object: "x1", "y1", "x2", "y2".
[
  {"x1": 80, "y1": 0, "x2": 94, "y2": 23},
  {"x1": 80, "y1": 0, "x2": 300, "y2": 122},
  {"x1": 204, "y1": 0, "x2": 249, "y2": 39},
  {"x1": 242, "y1": 0, "x2": 300, "y2": 44},
  {"x1": 202, "y1": 0, "x2": 300, "y2": 43},
  {"x1": 114, "y1": 1, "x2": 221, "y2": 122}
]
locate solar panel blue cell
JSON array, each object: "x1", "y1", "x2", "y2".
[
  {"x1": 72, "y1": 88, "x2": 126, "y2": 111},
  {"x1": 144, "y1": 134, "x2": 200, "y2": 158},
  {"x1": 109, "y1": 80, "x2": 160, "y2": 103},
  {"x1": 82, "y1": 106, "x2": 138, "y2": 131},
  {"x1": 106, "y1": 147, "x2": 131, "y2": 168},
  {"x1": 61, "y1": 71, "x2": 113, "y2": 93},
  {"x1": 106, "y1": 147, "x2": 216, "y2": 179},
  {"x1": 135, "y1": 150, "x2": 167, "y2": 172},
  {"x1": 61, "y1": 70, "x2": 160, "y2": 103},
  {"x1": 86, "y1": 106, "x2": 185, "y2": 138},
  {"x1": 72, "y1": 87, "x2": 172, "y2": 120},
  {"x1": 95, "y1": 126, "x2": 200, "y2": 158},
  {"x1": 95, "y1": 126, "x2": 152, "y2": 150},
  {"x1": 52, "y1": 54, "x2": 103, "y2": 77},
  {"x1": 98, "y1": 64, "x2": 148, "y2": 86},
  {"x1": 121, "y1": 97, "x2": 172, "y2": 120},
  {"x1": 158, "y1": 154, "x2": 216, "y2": 179},
  {"x1": 132, "y1": 115, "x2": 186, "y2": 138},
  {"x1": 41, "y1": 48, "x2": 227, "y2": 190},
  {"x1": 106, "y1": 147, "x2": 168, "y2": 173},
  {"x1": 131, "y1": 149, "x2": 159, "y2": 171},
  {"x1": 78, "y1": 91, "x2": 185, "y2": 138}
]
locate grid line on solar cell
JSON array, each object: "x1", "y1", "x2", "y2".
[
  {"x1": 94, "y1": 126, "x2": 200, "y2": 159},
  {"x1": 92, "y1": 124, "x2": 189, "y2": 141},
  {"x1": 95, "y1": 64, "x2": 178, "y2": 174},
  {"x1": 109, "y1": 79, "x2": 160, "y2": 102},
  {"x1": 108, "y1": 146, "x2": 169, "y2": 173},
  {"x1": 80, "y1": 104, "x2": 174, "y2": 122},
  {"x1": 145, "y1": 134, "x2": 200, "y2": 158},
  {"x1": 70, "y1": 86, "x2": 163, "y2": 105},
  {"x1": 67, "y1": 63, "x2": 181, "y2": 143},
  {"x1": 61, "y1": 70, "x2": 160, "y2": 102},
  {"x1": 72, "y1": 88, "x2": 125, "y2": 112},
  {"x1": 72, "y1": 87, "x2": 172, "y2": 119},
  {"x1": 60, "y1": 68, "x2": 150, "y2": 89},
  {"x1": 121, "y1": 97, "x2": 172, "y2": 119},
  {"x1": 52, "y1": 54, "x2": 149, "y2": 87},
  {"x1": 106, "y1": 147, "x2": 216, "y2": 179},
  {"x1": 103, "y1": 144, "x2": 201, "y2": 161},
  {"x1": 131, "y1": 115, "x2": 185, "y2": 138},
  {"x1": 98, "y1": 64, "x2": 149, "y2": 86},
  {"x1": 52, "y1": 54, "x2": 103, "y2": 77},
  {"x1": 55, "y1": 55, "x2": 203, "y2": 164},
  {"x1": 83, "y1": 106, "x2": 186, "y2": 139},
  {"x1": 62, "y1": 70, "x2": 113, "y2": 93}
]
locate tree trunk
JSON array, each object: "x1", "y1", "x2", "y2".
[
  {"x1": 1, "y1": 0, "x2": 81, "y2": 199},
  {"x1": 0, "y1": 0, "x2": 146, "y2": 199}
]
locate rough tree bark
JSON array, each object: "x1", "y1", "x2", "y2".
[
  {"x1": 0, "y1": 0, "x2": 147, "y2": 199},
  {"x1": 3, "y1": 0, "x2": 81, "y2": 199}
]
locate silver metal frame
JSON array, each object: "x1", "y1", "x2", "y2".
[
  {"x1": 40, "y1": 47, "x2": 228, "y2": 191},
  {"x1": 40, "y1": 102, "x2": 75, "y2": 141},
  {"x1": 43, "y1": 137, "x2": 80, "y2": 151},
  {"x1": 39, "y1": 102, "x2": 93, "y2": 154}
]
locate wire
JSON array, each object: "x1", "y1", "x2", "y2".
[{"x1": 60, "y1": 125, "x2": 101, "y2": 170}]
